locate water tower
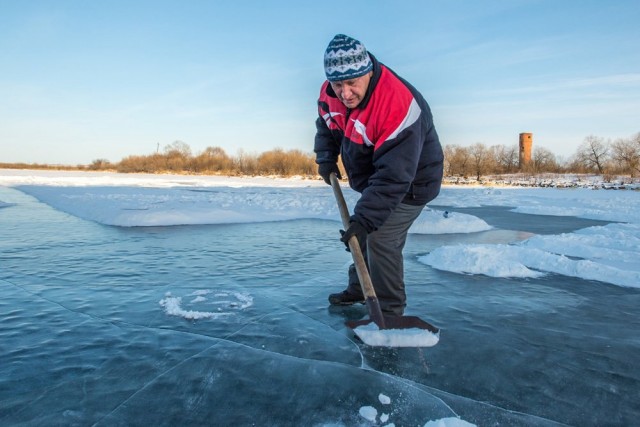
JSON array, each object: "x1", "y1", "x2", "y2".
[{"x1": 519, "y1": 133, "x2": 532, "y2": 169}]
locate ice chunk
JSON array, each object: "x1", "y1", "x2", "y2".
[
  {"x1": 358, "y1": 405, "x2": 378, "y2": 422},
  {"x1": 379, "y1": 393, "x2": 391, "y2": 404}
]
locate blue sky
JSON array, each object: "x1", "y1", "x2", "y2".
[{"x1": 1, "y1": 0, "x2": 639, "y2": 165}]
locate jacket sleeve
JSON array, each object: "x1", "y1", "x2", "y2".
[
  {"x1": 314, "y1": 103, "x2": 340, "y2": 164},
  {"x1": 352, "y1": 100, "x2": 426, "y2": 232}
]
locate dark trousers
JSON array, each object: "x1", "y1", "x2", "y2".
[{"x1": 346, "y1": 202, "x2": 426, "y2": 315}]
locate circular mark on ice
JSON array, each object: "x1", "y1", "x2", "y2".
[{"x1": 159, "y1": 290, "x2": 253, "y2": 321}]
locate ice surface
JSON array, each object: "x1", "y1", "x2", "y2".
[{"x1": 2, "y1": 170, "x2": 640, "y2": 425}]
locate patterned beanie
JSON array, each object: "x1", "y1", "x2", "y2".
[{"x1": 324, "y1": 34, "x2": 373, "y2": 82}]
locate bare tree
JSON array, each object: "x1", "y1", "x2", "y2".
[
  {"x1": 469, "y1": 143, "x2": 491, "y2": 180},
  {"x1": 257, "y1": 148, "x2": 287, "y2": 175},
  {"x1": 234, "y1": 149, "x2": 258, "y2": 175},
  {"x1": 443, "y1": 145, "x2": 455, "y2": 176},
  {"x1": 492, "y1": 144, "x2": 519, "y2": 173},
  {"x1": 163, "y1": 140, "x2": 193, "y2": 171},
  {"x1": 575, "y1": 135, "x2": 609, "y2": 174},
  {"x1": 531, "y1": 147, "x2": 559, "y2": 173},
  {"x1": 194, "y1": 146, "x2": 232, "y2": 172},
  {"x1": 611, "y1": 135, "x2": 640, "y2": 177},
  {"x1": 164, "y1": 140, "x2": 192, "y2": 158},
  {"x1": 446, "y1": 145, "x2": 472, "y2": 177},
  {"x1": 89, "y1": 158, "x2": 112, "y2": 171}
]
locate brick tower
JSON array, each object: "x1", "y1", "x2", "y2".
[{"x1": 519, "y1": 133, "x2": 532, "y2": 169}]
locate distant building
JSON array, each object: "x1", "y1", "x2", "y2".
[{"x1": 519, "y1": 133, "x2": 532, "y2": 169}]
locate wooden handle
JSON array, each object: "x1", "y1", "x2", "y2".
[
  {"x1": 329, "y1": 173, "x2": 383, "y2": 318},
  {"x1": 330, "y1": 173, "x2": 353, "y2": 229}
]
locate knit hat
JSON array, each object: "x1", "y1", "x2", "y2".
[{"x1": 324, "y1": 34, "x2": 373, "y2": 82}]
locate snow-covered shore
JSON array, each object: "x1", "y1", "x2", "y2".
[{"x1": 444, "y1": 174, "x2": 640, "y2": 190}]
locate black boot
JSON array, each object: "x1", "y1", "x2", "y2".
[{"x1": 328, "y1": 290, "x2": 365, "y2": 306}]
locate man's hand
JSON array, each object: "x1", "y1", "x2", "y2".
[
  {"x1": 339, "y1": 221, "x2": 368, "y2": 251},
  {"x1": 318, "y1": 163, "x2": 342, "y2": 185}
]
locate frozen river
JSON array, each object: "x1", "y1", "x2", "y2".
[{"x1": 1, "y1": 171, "x2": 639, "y2": 426}]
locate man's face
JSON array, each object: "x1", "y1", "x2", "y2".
[{"x1": 330, "y1": 71, "x2": 372, "y2": 109}]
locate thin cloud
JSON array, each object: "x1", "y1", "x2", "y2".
[{"x1": 484, "y1": 73, "x2": 640, "y2": 97}]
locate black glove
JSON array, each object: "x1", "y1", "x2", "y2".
[
  {"x1": 318, "y1": 162, "x2": 342, "y2": 185},
  {"x1": 339, "y1": 221, "x2": 368, "y2": 251}
]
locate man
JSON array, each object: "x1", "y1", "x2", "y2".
[{"x1": 314, "y1": 34, "x2": 443, "y2": 316}]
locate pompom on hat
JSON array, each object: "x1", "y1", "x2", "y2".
[{"x1": 324, "y1": 34, "x2": 373, "y2": 82}]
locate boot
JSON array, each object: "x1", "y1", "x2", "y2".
[{"x1": 328, "y1": 290, "x2": 365, "y2": 306}]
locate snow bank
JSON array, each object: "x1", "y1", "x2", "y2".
[
  {"x1": 3, "y1": 169, "x2": 640, "y2": 288},
  {"x1": 5, "y1": 172, "x2": 488, "y2": 234},
  {"x1": 410, "y1": 209, "x2": 491, "y2": 234},
  {"x1": 421, "y1": 222, "x2": 640, "y2": 288}
]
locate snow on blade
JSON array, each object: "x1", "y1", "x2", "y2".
[{"x1": 353, "y1": 323, "x2": 440, "y2": 348}]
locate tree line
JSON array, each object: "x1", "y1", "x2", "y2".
[
  {"x1": 446, "y1": 133, "x2": 640, "y2": 179},
  {"x1": 3, "y1": 132, "x2": 638, "y2": 178},
  {"x1": 88, "y1": 141, "x2": 318, "y2": 176}
]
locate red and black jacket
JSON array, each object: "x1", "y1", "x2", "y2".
[{"x1": 314, "y1": 53, "x2": 443, "y2": 232}]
